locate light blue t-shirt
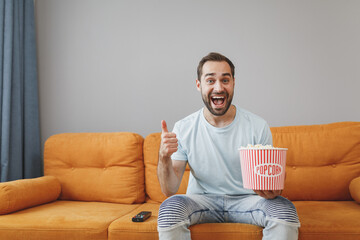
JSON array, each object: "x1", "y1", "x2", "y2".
[{"x1": 171, "y1": 106, "x2": 272, "y2": 195}]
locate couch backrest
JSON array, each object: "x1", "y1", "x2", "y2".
[
  {"x1": 274, "y1": 122, "x2": 360, "y2": 200},
  {"x1": 144, "y1": 133, "x2": 190, "y2": 203},
  {"x1": 144, "y1": 122, "x2": 360, "y2": 202},
  {"x1": 44, "y1": 132, "x2": 145, "y2": 204}
]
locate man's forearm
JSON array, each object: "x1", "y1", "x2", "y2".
[
  {"x1": 158, "y1": 120, "x2": 182, "y2": 197},
  {"x1": 157, "y1": 156, "x2": 181, "y2": 197}
]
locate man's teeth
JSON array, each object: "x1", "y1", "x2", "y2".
[{"x1": 211, "y1": 96, "x2": 225, "y2": 105}]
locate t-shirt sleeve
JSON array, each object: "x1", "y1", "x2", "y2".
[
  {"x1": 259, "y1": 122, "x2": 273, "y2": 146},
  {"x1": 170, "y1": 121, "x2": 188, "y2": 161}
]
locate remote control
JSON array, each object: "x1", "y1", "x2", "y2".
[{"x1": 132, "y1": 211, "x2": 152, "y2": 222}]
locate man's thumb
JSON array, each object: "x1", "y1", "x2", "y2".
[{"x1": 161, "y1": 120, "x2": 169, "y2": 133}]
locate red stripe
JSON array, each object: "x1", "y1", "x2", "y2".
[
  {"x1": 275, "y1": 150, "x2": 281, "y2": 190},
  {"x1": 242, "y1": 150, "x2": 249, "y2": 189},
  {"x1": 244, "y1": 150, "x2": 248, "y2": 188},
  {"x1": 276, "y1": 150, "x2": 278, "y2": 189},
  {"x1": 253, "y1": 150, "x2": 256, "y2": 189},
  {"x1": 272, "y1": 150, "x2": 274, "y2": 190},
  {"x1": 260, "y1": 150, "x2": 262, "y2": 190},
  {"x1": 257, "y1": 150, "x2": 260, "y2": 190},
  {"x1": 274, "y1": 150, "x2": 279, "y2": 189},
  {"x1": 240, "y1": 150, "x2": 246, "y2": 187},
  {"x1": 280, "y1": 150, "x2": 283, "y2": 189},
  {"x1": 246, "y1": 151, "x2": 251, "y2": 188},
  {"x1": 269, "y1": 150, "x2": 272, "y2": 190},
  {"x1": 250, "y1": 149, "x2": 253, "y2": 189},
  {"x1": 263, "y1": 150, "x2": 266, "y2": 190}
]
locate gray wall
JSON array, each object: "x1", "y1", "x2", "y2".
[{"x1": 35, "y1": 0, "x2": 360, "y2": 145}]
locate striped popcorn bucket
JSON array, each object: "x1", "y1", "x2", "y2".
[{"x1": 239, "y1": 148, "x2": 287, "y2": 190}]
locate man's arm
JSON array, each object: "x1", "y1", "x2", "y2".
[{"x1": 157, "y1": 120, "x2": 187, "y2": 197}]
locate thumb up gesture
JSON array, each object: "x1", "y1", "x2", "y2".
[{"x1": 159, "y1": 120, "x2": 178, "y2": 158}]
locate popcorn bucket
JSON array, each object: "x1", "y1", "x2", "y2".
[{"x1": 239, "y1": 148, "x2": 287, "y2": 190}]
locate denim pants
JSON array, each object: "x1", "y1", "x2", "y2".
[{"x1": 158, "y1": 194, "x2": 300, "y2": 240}]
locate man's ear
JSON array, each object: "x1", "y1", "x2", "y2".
[{"x1": 196, "y1": 79, "x2": 201, "y2": 92}]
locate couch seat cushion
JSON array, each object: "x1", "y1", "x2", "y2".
[
  {"x1": 109, "y1": 201, "x2": 360, "y2": 240},
  {"x1": 108, "y1": 202, "x2": 263, "y2": 240},
  {"x1": 0, "y1": 200, "x2": 140, "y2": 240},
  {"x1": 294, "y1": 201, "x2": 360, "y2": 240}
]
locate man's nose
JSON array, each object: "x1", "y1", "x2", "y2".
[{"x1": 214, "y1": 80, "x2": 224, "y2": 92}]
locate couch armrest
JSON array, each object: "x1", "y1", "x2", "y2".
[
  {"x1": 349, "y1": 176, "x2": 360, "y2": 203},
  {"x1": 0, "y1": 176, "x2": 61, "y2": 214}
]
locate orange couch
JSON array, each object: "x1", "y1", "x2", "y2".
[{"x1": 0, "y1": 122, "x2": 360, "y2": 240}]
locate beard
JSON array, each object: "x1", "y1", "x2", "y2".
[{"x1": 201, "y1": 90, "x2": 233, "y2": 116}]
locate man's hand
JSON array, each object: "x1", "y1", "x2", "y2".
[
  {"x1": 254, "y1": 190, "x2": 282, "y2": 199},
  {"x1": 159, "y1": 120, "x2": 178, "y2": 158},
  {"x1": 157, "y1": 120, "x2": 184, "y2": 197},
  {"x1": 254, "y1": 171, "x2": 286, "y2": 199}
]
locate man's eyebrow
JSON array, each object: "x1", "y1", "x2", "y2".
[
  {"x1": 204, "y1": 73, "x2": 232, "y2": 78},
  {"x1": 222, "y1": 73, "x2": 232, "y2": 77},
  {"x1": 204, "y1": 73, "x2": 215, "y2": 78}
]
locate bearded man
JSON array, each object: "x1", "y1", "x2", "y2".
[{"x1": 157, "y1": 52, "x2": 300, "y2": 240}]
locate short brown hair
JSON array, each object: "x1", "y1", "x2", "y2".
[{"x1": 197, "y1": 52, "x2": 235, "y2": 80}]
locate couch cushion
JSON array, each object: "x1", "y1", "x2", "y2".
[
  {"x1": 108, "y1": 202, "x2": 263, "y2": 240},
  {"x1": 44, "y1": 132, "x2": 145, "y2": 204},
  {"x1": 294, "y1": 201, "x2": 360, "y2": 240},
  {"x1": 272, "y1": 122, "x2": 360, "y2": 200},
  {"x1": 349, "y1": 176, "x2": 360, "y2": 203},
  {"x1": 144, "y1": 133, "x2": 189, "y2": 203},
  {"x1": 108, "y1": 201, "x2": 360, "y2": 240},
  {"x1": 0, "y1": 176, "x2": 60, "y2": 214},
  {"x1": 0, "y1": 200, "x2": 140, "y2": 240},
  {"x1": 108, "y1": 203, "x2": 159, "y2": 240}
]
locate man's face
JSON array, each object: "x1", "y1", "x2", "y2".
[{"x1": 196, "y1": 61, "x2": 235, "y2": 116}]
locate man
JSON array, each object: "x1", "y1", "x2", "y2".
[{"x1": 157, "y1": 52, "x2": 300, "y2": 240}]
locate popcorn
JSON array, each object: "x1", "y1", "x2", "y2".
[{"x1": 240, "y1": 144, "x2": 285, "y2": 150}]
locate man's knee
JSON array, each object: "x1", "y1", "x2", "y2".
[
  {"x1": 264, "y1": 219, "x2": 299, "y2": 240},
  {"x1": 158, "y1": 195, "x2": 192, "y2": 229},
  {"x1": 262, "y1": 196, "x2": 300, "y2": 226}
]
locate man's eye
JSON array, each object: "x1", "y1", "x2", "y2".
[
  {"x1": 223, "y1": 79, "x2": 229, "y2": 83},
  {"x1": 207, "y1": 79, "x2": 214, "y2": 84}
]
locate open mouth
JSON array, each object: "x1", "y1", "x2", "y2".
[{"x1": 211, "y1": 96, "x2": 226, "y2": 107}]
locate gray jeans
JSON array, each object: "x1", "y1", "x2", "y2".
[{"x1": 158, "y1": 194, "x2": 300, "y2": 240}]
